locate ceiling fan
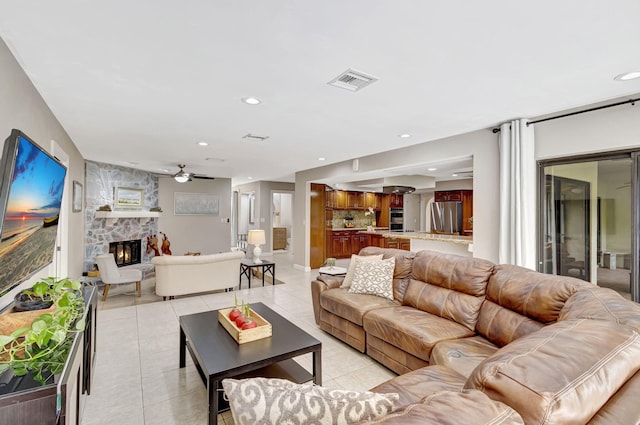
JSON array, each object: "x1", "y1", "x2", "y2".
[{"x1": 163, "y1": 164, "x2": 215, "y2": 183}]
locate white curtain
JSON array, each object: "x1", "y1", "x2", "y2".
[{"x1": 499, "y1": 119, "x2": 536, "y2": 269}]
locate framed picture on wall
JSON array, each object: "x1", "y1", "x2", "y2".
[
  {"x1": 174, "y1": 192, "x2": 220, "y2": 215},
  {"x1": 72, "y1": 180, "x2": 83, "y2": 212},
  {"x1": 114, "y1": 187, "x2": 144, "y2": 209}
]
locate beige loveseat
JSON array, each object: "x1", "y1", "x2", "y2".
[
  {"x1": 311, "y1": 247, "x2": 640, "y2": 424},
  {"x1": 151, "y1": 251, "x2": 244, "y2": 300}
]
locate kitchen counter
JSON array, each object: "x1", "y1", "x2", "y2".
[
  {"x1": 360, "y1": 230, "x2": 473, "y2": 256},
  {"x1": 330, "y1": 227, "x2": 389, "y2": 231}
]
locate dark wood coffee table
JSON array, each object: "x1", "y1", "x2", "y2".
[{"x1": 179, "y1": 302, "x2": 322, "y2": 425}]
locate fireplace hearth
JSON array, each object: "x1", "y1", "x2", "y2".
[{"x1": 109, "y1": 240, "x2": 142, "y2": 267}]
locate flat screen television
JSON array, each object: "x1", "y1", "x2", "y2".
[{"x1": 0, "y1": 129, "x2": 67, "y2": 300}]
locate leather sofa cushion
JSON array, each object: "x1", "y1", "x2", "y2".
[
  {"x1": 320, "y1": 288, "x2": 397, "y2": 326},
  {"x1": 411, "y1": 250, "x2": 494, "y2": 297},
  {"x1": 355, "y1": 389, "x2": 524, "y2": 425},
  {"x1": 370, "y1": 365, "x2": 466, "y2": 408},
  {"x1": 403, "y1": 279, "x2": 484, "y2": 331},
  {"x1": 475, "y1": 300, "x2": 544, "y2": 347},
  {"x1": 586, "y1": 369, "x2": 640, "y2": 425},
  {"x1": 363, "y1": 306, "x2": 475, "y2": 361},
  {"x1": 475, "y1": 264, "x2": 587, "y2": 347},
  {"x1": 429, "y1": 335, "x2": 499, "y2": 378},
  {"x1": 465, "y1": 319, "x2": 640, "y2": 425},
  {"x1": 559, "y1": 285, "x2": 640, "y2": 333},
  {"x1": 402, "y1": 251, "x2": 494, "y2": 331},
  {"x1": 487, "y1": 264, "x2": 588, "y2": 323}
]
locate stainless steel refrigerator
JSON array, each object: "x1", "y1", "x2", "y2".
[{"x1": 430, "y1": 201, "x2": 462, "y2": 234}]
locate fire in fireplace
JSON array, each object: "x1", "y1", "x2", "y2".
[{"x1": 109, "y1": 240, "x2": 142, "y2": 267}]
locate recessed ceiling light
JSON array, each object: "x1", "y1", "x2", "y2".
[
  {"x1": 452, "y1": 173, "x2": 458, "y2": 177},
  {"x1": 160, "y1": 168, "x2": 170, "y2": 173},
  {"x1": 318, "y1": 157, "x2": 326, "y2": 161},
  {"x1": 247, "y1": 176, "x2": 253, "y2": 180},
  {"x1": 197, "y1": 141, "x2": 209, "y2": 146},
  {"x1": 127, "y1": 161, "x2": 139, "y2": 165},
  {"x1": 205, "y1": 157, "x2": 225, "y2": 162},
  {"x1": 398, "y1": 133, "x2": 412, "y2": 139},
  {"x1": 427, "y1": 167, "x2": 437, "y2": 171},
  {"x1": 614, "y1": 71, "x2": 640, "y2": 81},
  {"x1": 242, "y1": 97, "x2": 262, "y2": 105}
]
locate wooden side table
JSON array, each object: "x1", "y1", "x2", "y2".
[{"x1": 239, "y1": 259, "x2": 276, "y2": 288}]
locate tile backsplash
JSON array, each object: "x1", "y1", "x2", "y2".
[{"x1": 331, "y1": 210, "x2": 378, "y2": 229}]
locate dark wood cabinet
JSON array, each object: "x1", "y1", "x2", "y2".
[
  {"x1": 369, "y1": 234, "x2": 385, "y2": 248},
  {"x1": 330, "y1": 231, "x2": 352, "y2": 258},
  {"x1": 434, "y1": 190, "x2": 466, "y2": 202},
  {"x1": 346, "y1": 192, "x2": 365, "y2": 209},
  {"x1": 310, "y1": 183, "x2": 326, "y2": 268},
  {"x1": 461, "y1": 190, "x2": 473, "y2": 235},
  {"x1": 389, "y1": 193, "x2": 403, "y2": 208},
  {"x1": 383, "y1": 236, "x2": 410, "y2": 251},
  {"x1": 364, "y1": 192, "x2": 381, "y2": 210},
  {"x1": 334, "y1": 190, "x2": 347, "y2": 209},
  {"x1": 325, "y1": 187, "x2": 335, "y2": 209},
  {"x1": 351, "y1": 233, "x2": 371, "y2": 254}
]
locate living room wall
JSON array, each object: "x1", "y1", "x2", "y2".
[
  {"x1": 158, "y1": 177, "x2": 232, "y2": 254},
  {"x1": 0, "y1": 37, "x2": 85, "y2": 304}
]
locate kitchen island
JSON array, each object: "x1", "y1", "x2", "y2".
[{"x1": 359, "y1": 230, "x2": 473, "y2": 256}]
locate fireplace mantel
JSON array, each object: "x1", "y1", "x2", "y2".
[{"x1": 94, "y1": 210, "x2": 160, "y2": 224}]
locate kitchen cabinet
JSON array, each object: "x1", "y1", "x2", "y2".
[
  {"x1": 351, "y1": 233, "x2": 371, "y2": 254},
  {"x1": 325, "y1": 187, "x2": 335, "y2": 209},
  {"x1": 364, "y1": 192, "x2": 382, "y2": 210},
  {"x1": 389, "y1": 193, "x2": 403, "y2": 208},
  {"x1": 334, "y1": 190, "x2": 347, "y2": 209},
  {"x1": 434, "y1": 190, "x2": 466, "y2": 202},
  {"x1": 310, "y1": 183, "x2": 327, "y2": 269},
  {"x1": 369, "y1": 234, "x2": 385, "y2": 248},
  {"x1": 329, "y1": 231, "x2": 352, "y2": 258},
  {"x1": 383, "y1": 236, "x2": 410, "y2": 251},
  {"x1": 346, "y1": 191, "x2": 365, "y2": 209},
  {"x1": 462, "y1": 190, "x2": 473, "y2": 235}
]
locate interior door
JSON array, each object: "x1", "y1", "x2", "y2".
[{"x1": 543, "y1": 175, "x2": 591, "y2": 281}]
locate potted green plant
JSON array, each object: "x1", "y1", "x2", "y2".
[{"x1": 0, "y1": 277, "x2": 86, "y2": 385}]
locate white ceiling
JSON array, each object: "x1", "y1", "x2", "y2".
[{"x1": 1, "y1": 1, "x2": 639, "y2": 186}]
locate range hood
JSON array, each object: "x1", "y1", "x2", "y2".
[{"x1": 382, "y1": 185, "x2": 415, "y2": 194}]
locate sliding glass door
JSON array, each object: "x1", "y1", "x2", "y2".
[{"x1": 539, "y1": 153, "x2": 637, "y2": 302}]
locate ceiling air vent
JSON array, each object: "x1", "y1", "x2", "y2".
[
  {"x1": 328, "y1": 68, "x2": 378, "y2": 92},
  {"x1": 242, "y1": 133, "x2": 270, "y2": 141}
]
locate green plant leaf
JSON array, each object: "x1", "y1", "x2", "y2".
[
  {"x1": 75, "y1": 318, "x2": 86, "y2": 331},
  {"x1": 0, "y1": 334, "x2": 15, "y2": 346},
  {"x1": 10, "y1": 327, "x2": 30, "y2": 338},
  {"x1": 32, "y1": 281, "x2": 49, "y2": 297}
]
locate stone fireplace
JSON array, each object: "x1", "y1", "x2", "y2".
[{"x1": 109, "y1": 240, "x2": 142, "y2": 267}]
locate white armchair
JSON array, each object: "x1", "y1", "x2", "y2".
[{"x1": 95, "y1": 253, "x2": 143, "y2": 301}]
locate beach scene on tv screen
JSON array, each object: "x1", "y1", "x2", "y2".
[{"x1": 0, "y1": 135, "x2": 67, "y2": 294}]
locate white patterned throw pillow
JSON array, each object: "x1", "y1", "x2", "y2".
[
  {"x1": 222, "y1": 377, "x2": 399, "y2": 425},
  {"x1": 348, "y1": 256, "x2": 395, "y2": 300},
  {"x1": 340, "y1": 254, "x2": 383, "y2": 288}
]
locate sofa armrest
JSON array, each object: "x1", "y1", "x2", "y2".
[
  {"x1": 354, "y1": 390, "x2": 524, "y2": 425},
  {"x1": 311, "y1": 274, "x2": 345, "y2": 325}
]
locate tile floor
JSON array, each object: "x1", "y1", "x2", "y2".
[{"x1": 81, "y1": 253, "x2": 397, "y2": 425}]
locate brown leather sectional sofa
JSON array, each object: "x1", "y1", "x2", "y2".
[{"x1": 311, "y1": 247, "x2": 640, "y2": 424}]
